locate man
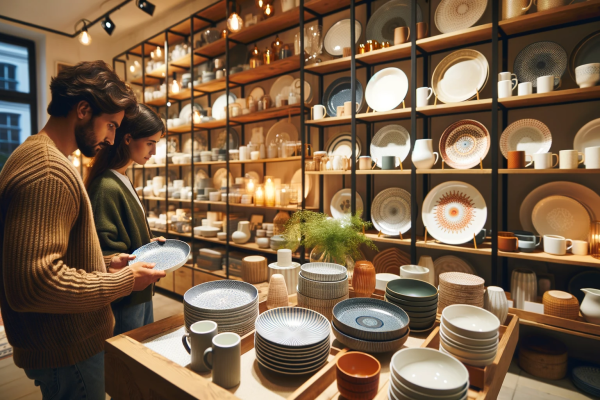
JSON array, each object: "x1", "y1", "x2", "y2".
[{"x1": 0, "y1": 60, "x2": 165, "y2": 400}]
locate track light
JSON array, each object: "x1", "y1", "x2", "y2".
[
  {"x1": 101, "y1": 15, "x2": 115, "y2": 35},
  {"x1": 137, "y1": 0, "x2": 155, "y2": 16},
  {"x1": 78, "y1": 20, "x2": 92, "y2": 45}
]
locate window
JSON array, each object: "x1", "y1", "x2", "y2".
[{"x1": 0, "y1": 33, "x2": 37, "y2": 169}]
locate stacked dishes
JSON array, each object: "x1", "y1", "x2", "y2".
[
  {"x1": 438, "y1": 272, "x2": 485, "y2": 312},
  {"x1": 332, "y1": 298, "x2": 410, "y2": 353},
  {"x1": 572, "y1": 366, "x2": 600, "y2": 397},
  {"x1": 297, "y1": 263, "x2": 349, "y2": 320},
  {"x1": 440, "y1": 305, "x2": 500, "y2": 367},
  {"x1": 389, "y1": 348, "x2": 470, "y2": 400},
  {"x1": 385, "y1": 279, "x2": 438, "y2": 332},
  {"x1": 254, "y1": 307, "x2": 331, "y2": 375},
  {"x1": 183, "y1": 280, "x2": 258, "y2": 336}
]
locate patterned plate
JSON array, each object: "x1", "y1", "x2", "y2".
[
  {"x1": 572, "y1": 366, "x2": 600, "y2": 397},
  {"x1": 371, "y1": 188, "x2": 411, "y2": 235},
  {"x1": 331, "y1": 188, "x2": 364, "y2": 219},
  {"x1": 183, "y1": 280, "x2": 258, "y2": 311},
  {"x1": 439, "y1": 119, "x2": 490, "y2": 169},
  {"x1": 514, "y1": 41, "x2": 567, "y2": 88},
  {"x1": 531, "y1": 195, "x2": 590, "y2": 240},
  {"x1": 325, "y1": 133, "x2": 362, "y2": 160},
  {"x1": 435, "y1": 0, "x2": 487, "y2": 34},
  {"x1": 432, "y1": 49, "x2": 489, "y2": 103},
  {"x1": 422, "y1": 181, "x2": 487, "y2": 245},
  {"x1": 323, "y1": 77, "x2": 364, "y2": 117},
  {"x1": 323, "y1": 19, "x2": 363, "y2": 57},
  {"x1": 371, "y1": 125, "x2": 411, "y2": 167},
  {"x1": 300, "y1": 263, "x2": 348, "y2": 282},
  {"x1": 255, "y1": 307, "x2": 330, "y2": 347},
  {"x1": 569, "y1": 30, "x2": 600, "y2": 80},
  {"x1": 574, "y1": 118, "x2": 600, "y2": 153},
  {"x1": 366, "y1": 0, "x2": 423, "y2": 43},
  {"x1": 500, "y1": 119, "x2": 552, "y2": 158},
  {"x1": 433, "y1": 256, "x2": 476, "y2": 286},
  {"x1": 333, "y1": 298, "x2": 409, "y2": 341},
  {"x1": 128, "y1": 239, "x2": 190, "y2": 273},
  {"x1": 365, "y1": 68, "x2": 409, "y2": 112}
]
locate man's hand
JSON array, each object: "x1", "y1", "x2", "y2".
[
  {"x1": 129, "y1": 262, "x2": 166, "y2": 291},
  {"x1": 109, "y1": 253, "x2": 135, "y2": 270},
  {"x1": 151, "y1": 236, "x2": 166, "y2": 243}
]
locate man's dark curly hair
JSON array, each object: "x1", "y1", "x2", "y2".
[{"x1": 47, "y1": 60, "x2": 138, "y2": 118}]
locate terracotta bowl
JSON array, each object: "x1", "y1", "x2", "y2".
[{"x1": 336, "y1": 352, "x2": 381, "y2": 384}]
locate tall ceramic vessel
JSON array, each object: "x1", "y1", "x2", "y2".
[
  {"x1": 232, "y1": 221, "x2": 251, "y2": 244},
  {"x1": 511, "y1": 269, "x2": 537, "y2": 310},
  {"x1": 353, "y1": 260, "x2": 376, "y2": 298},
  {"x1": 412, "y1": 139, "x2": 439, "y2": 169},
  {"x1": 484, "y1": 286, "x2": 508, "y2": 324},
  {"x1": 417, "y1": 255, "x2": 436, "y2": 286},
  {"x1": 581, "y1": 288, "x2": 600, "y2": 325}
]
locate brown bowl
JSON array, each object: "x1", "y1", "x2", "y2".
[
  {"x1": 337, "y1": 376, "x2": 380, "y2": 393},
  {"x1": 336, "y1": 352, "x2": 381, "y2": 384}
]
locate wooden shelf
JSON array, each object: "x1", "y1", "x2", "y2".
[
  {"x1": 417, "y1": 168, "x2": 492, "y2": 174},
  {"x1": 499, "y1": 168, "x2": 600, "y2": 174},
  {"x1": 416, "y1": 237, "x2": 492, "y2": 256},
  {"x1": 144, "y1": 97, "x2": 167, "y2": 106},
  {"x1": 508, "y1": 307, "x2": 600, "y2": 339},
  {"x1": 365, "y1": 231, "x2": 412, "y2": 246},
  {"x1": 418, "y1": 24, "x2": 493, "y2": 54},
  {"x1": 499, "y1": 86, "x2": 600, "y2": 109},
  {"x1": 132, "y1": 156, "x2": 303, "y2": 168},
  {"x1": 306, "y1": 114, "x2": 352, "y2": 126},
  {"x1": 146, "y1": 63, "x2": 188, "y2": 79},
  {"x1": 358, "y1": 108, "x2": 413, "y2": 123},
  {"x1": 231, "y1": 104, "x2": 305, "y2": 124},
  {"x1": 129, "y1": 75, "x2": 161, "y2": 85},
  {"x1": 306, "y1": 170, "x2": 412, "y2": 175},
  {"x1": 169, "y1": 88, "x2": 201, "y2": 102},
  {"x1": 499, "y1": 249, "x2": 600, "y2": 267},
  {"x1": 151, "y1": 228, "x2": 192, "y2": 239},
  {"x1": 145, "y1": 196, "x2": 314, "y2": 210},
  {"x1": 229, "y1": 8, "x2": 312, "y2": 45},
  {"x1": 194, "y1": 235, "x2": 307, "y2": 258},
  {"x1": 417, "y1": 98, "x2": 492, "y2": 116}
]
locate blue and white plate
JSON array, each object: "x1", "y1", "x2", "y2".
[
  {"x1": 129, "y1": 239, "x2": 190, "y2": 273},
  {"x1": 255, "y1": 307, "x2": 330, "y2": 347},
  {"x1": 333, "y1": 298, "x2": 410, "y2": 341},
  {"x1": 572, "y1": 366, "x2": 600, "y2": 397},
  {"x1": 183, "y1": 280, "x2": 258, "y2": 312},
  {"x1": 323, "y1": 77, "x2": 364, "y2": 117}
]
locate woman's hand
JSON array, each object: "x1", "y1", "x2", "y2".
[
  {"x1": 109, "y1": 253, "x2": 136, "y2": 271},
  {"x1": 151, "y1": 236, "x2": 166, "y2": 243}
]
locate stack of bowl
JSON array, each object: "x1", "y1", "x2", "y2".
[
  {"x1": 183, "y1": 280, "x2": 258, "y2": 336},
  {"x1": 336, "y1": 352, "x2": 381, "y2": 400},
  {"x1": 389, "y1": 348, "x2": 469, "y2": 400},
  {"x1": 332, "y1": 298, "x2": 410, "y2": 353},
  {"x1": 542, "y1": 290, "x2": 580, "y2": 320},
  {"x1": 296, "y1": 263, "x2": 349, "y2": 320},
  {"x1": 254, "y1": 307, "x2": 331, "y2": 375},
  {"x1": 438, "y1": 272, "x2": 485, "y2": 312},
  {"x1": 384, "y1": 279, "x2": 438, "y2": 331},
  {"x1": 440, "y1": 304, "x2": 500, "y2": 367}
]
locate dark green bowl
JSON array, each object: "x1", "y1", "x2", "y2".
[
  {"x1": 386, "y1": 279, "x2": 438, "y2": 301},
  {"x1": 385, "y1": 292, "x2": 439, "y2": 307},
  {"x1": 409, "y1": 319, "x2": 437, "y2": 330},
  {"x1": 406, "y1": 309, "x2": 438, "y2": 318}
]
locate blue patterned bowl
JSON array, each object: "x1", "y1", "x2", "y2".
[{"x1": 333, "y1": 298, "x2": 409, "y2": 341}]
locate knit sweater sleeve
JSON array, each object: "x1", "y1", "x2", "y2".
[{"x1": 2, "y1": 174, "x2": 134, "y2": 314}]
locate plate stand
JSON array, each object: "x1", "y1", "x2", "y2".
[
  {"x1": 441, "y1": 158, "x2": 484, "y2": 170},
  {"x1": 423, "y1": 227, "x2": 478, "y2": 247},
  {"x1": 377, "y1": 230, "x2": 404, "y2": 240}
]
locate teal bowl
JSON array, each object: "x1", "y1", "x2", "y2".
[
  {"x1": 385, "y1": 292, "x2": 439, "y2": 307},
  {"x1": 386, "y1": 279, "x2": 438, "y2": 302}
]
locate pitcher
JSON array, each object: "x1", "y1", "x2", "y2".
[
  {"x1": 581, "y1": 289, "x2": 600, "y2": 325},
  {"x1": 502, "y1": 0, "x2": 533, "y2": 20},
  {"x1": 412, "y1": 139, "x2": 439, "y2": 169}
]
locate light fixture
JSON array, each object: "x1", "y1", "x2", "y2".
[
  {"x1": 227, "y1": 2, "x2": 243, "y2": 32},
  {"x1": 156, "y1": 46, "x2": 162, "y2": 58},
  {"x1": 256, "y1": 0, "x2": 271, "y2": 8},
  {"x1": 77, "y1": 20, "x2": 92, "y2": 45},
  {"x1": 137, "y1": 0, "x2": 155, "y2": 16},
  {"x1": 263, "y1": 4, "x2": 274, "y2": 18},
  {"x1": 171, "y1": 79, "x2": 180, "y2": 94},
  {"x1": 101, "y1": 15, "x2": 115, "y2": 35},
  {"x1": 129, "y1": 60, "x2": 140, "y2": 73}
]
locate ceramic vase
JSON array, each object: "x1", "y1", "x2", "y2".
[
  {"x1": 580, "y1": 288, "x2": 600, "y2": 325},
  {"x1": 412, "y1": 139, "x2": 439, "y2": 169},
  {"x1": 417, "y1": 255, "x2": 436, "y2": 286},
  {"x1": 241, "y1": 255, "x2": 268, "y2": 283},
  {"x1": 484, "y1": 286, "x2": 508, "y2": 324},
  {"x1": 352, "y1": 260, "x2": 376, "y2": 298},
  {"x1": 511, "y1": 269, "x2": 537, "y2": 310},
  {"x1": 266, "y1": 274, "x2": 289, "y2": 309},
  {"x1": 232, "y1": 221, "x2": 251, "y2": 244},
  {"x1": 273, "y1": 210, "x2": 290, "y2": 235}
]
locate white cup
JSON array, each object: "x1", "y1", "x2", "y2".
[
  {"x1": 311, "y1": 104, "x2": 327, "y2": 120},
  {"x1": 239, "y1": 146, "x2": 248, "y2": 161},
  {"x1": 571, "y1": 240, "x2": 589, "y2": 256},
  {"x1": 215, "y1": 69, "x2": 224, "y2": 79},
  {"x1": 498, "y1": 80, "x2": 517, "y2": 99},
  {"x1": 343, "y1": 101, "x2": 359, "y2": 116},
  {"x1": 498, "y1": 72, "x2": 518, "y2": 82},
  {"x1": 250, "y1": 151, "x2": 260, "y2": 160},
  {"x1": 416, "y1": 87, "x2": 433, "y2": 107},
  {"x1": 537, "y1": 75, "x2": 560, "y2": 94},
  {"x1": 559, "y1": 149, "x2": 584, "y2": 169},
  {"x1": 584, "y1": 146, "x2": 600, "y2": 169},
  {"x1": 333, "y1": 155, "x2": 347, "y2": 171},
  {"x1": 532, "y1": 152, "x2": 558, "y2": 169},
  {"x1": 543, "y1": 235, "x2": 573, "y2": 256},
  {"x1": 518, "y1": 82, "x2": 532, "y2": 96}
]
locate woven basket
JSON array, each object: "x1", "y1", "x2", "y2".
[
  {"x1": 542, "y1": 290, "x2": 580, "y2": 320},
  {"x1": 242, "y1": 256, "x2": 268, "y2": 283},
  {"x1": 518, "y1": 336, "x2": 568, "y2": 380}
]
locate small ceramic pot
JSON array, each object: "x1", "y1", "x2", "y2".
[
  {"x1": 484, "y1": 286, "x2": 508, "y2": 324},
  {"x1": 352, "y1": 260, "x2": 376, "y2": 298}
]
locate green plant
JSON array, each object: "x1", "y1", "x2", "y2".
[{"x1": 282, "y1": 210, "x2": 377, "y2": 263}]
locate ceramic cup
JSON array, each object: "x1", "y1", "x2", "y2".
[
  {"x1": 416, "y1": 22, "x2": 429, "y2": 39},
  {"x1": 537, "y1": 75, "x2": 560, "y2": 93},
  {"x1": 416, "y1": 87, "x2": 433, "y2": 107},
  {"x1": 498, "y1": 80, "x2": 517, "y2": 98},
  {"x1": 182, "y1": 320, "x2": 218, "y2": 373},
  {"x1": 343, "y1": 47, "x2": 352, "y2": 57},
  {"x1": 575, "y1": 63, "x2": 600, "y2": 88},
  {"x1": 333, "y1": 155, "x2": 349, "y2": 171},
  {"x1": 400, "y1": 265, "x2": 431, "y2": 283},
  {"x1": 311, "y1": 105, "x2": 327, "y2": 120},
  {"x1": 203, "y1": 332, "x2": 241, "y2": 389},
  {"x1": 381, "y1": 156, "x2": 397, "y2": 170},
  {"x1": 359, "y1": 156, "x2": 373, "y2": 170},
  {"x1": 498, "y1": 231, "x2": 519, "y2": 252},
  {"x1": 585, "y1": 146, "x2": 600, "y2": 169},
  {"x1": 559, "y1": 149, "x2": 584, "y2": 169},
  {"x1": 336, "y1": 105, "x2": 345, "y2": 118},
  {"x1": 394, "y1": 27, "x2": 410, "y2": 45},
  {"x1": 518, "y1": 82, "x2": 533, "y2": 96},
  {"x1": 499, "y1": 72, "x2": 518, "y2": 82},
  {"x1": 215, "y1": 69, "x2": 224, "y2": 79},
  {"x1": 344, "y1": 101, "x2": 359, "y2": 116},
  {"x1": 507, "y1": 150, "x2": 533, "y2": 169},
  {"x1": 532, "y1": 152, "x2": 559, "y2": 169},
  {"x1": 512, "y1": 230, "x2": 541, "y2": 253},
  {"x1": 571, "y1": 240, "x2": 589, "y2": 256},
  {"x1": 543, "y1": 234, "x2": 573, "y2": 256}
]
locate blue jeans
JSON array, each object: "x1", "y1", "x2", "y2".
[
  {"x1": 112, "y1": 300, "x2": 154, "y2": 336},
  {"x1": 24, "y1": 351, "x2": 105, "y2": 400}
]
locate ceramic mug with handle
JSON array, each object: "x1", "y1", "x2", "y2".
[
  {"x1": 311, "y1": 104, "x2": 327, "y2": 120},
  {"x1": 543, "y1": 234, "x2": 573, "y2": 255},
  {"x1": 585, "y1": 146, "x2": 600, "y2": 169},
  {"x1": 182, "y1": 320, "x2": 218, "y2": 373},
  {"x1": 537, "y1": 75, "x2": 561, "y2": 93},
  {"x1": 559, "y1": 149, "x2": 584, "y2": 169},
  {"x1": 532, "y1": 152, "x2": 559, "y2": 169},
  {"x1": 203, "y1": 332, "x2": 241, "y2": 389},
  {"x1": 416, "y1": 87, "x2": 433, "y2": 107}
]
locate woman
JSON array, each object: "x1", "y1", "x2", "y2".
[{"x1": 86, "y1": 103, "x2": 166, "y2": 335}]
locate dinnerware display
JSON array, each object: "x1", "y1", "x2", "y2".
[
  {"x1": 537, "y1": 74, "x2": 560, "y2": 93},
  {"x1": 518, "y1": 335, "x2": 567, "y2": 380},
  {"x1": 514, "y1": 41, "x2": 567, "y2": 88},
  {"x1": 500, "y1": 119, "x2": 552, "y2": 159},
  {"x1": 422, "y1": 181, "x2": 487, "y2": 245},
  {"x1": 400, "y1": 265, "x2": 431, "y2": 284},
  {"x1": 433, "y1": 255, "x2": 475, "y2": 286},
  {"x1": 325, "y1": 133, "x2": 362, "y2": 160},
  {"x1": 569, "y1": 30, "x2": 600, "y2": 79},
  {"x1": 543, "y1": 290, "x2": 580, "y2": 320},
  {"x1": 570, "y1": 271, "x2": 600, "y2": 303},
  {"x1": 336, "y1": 352, "x2": 381, "y2": 400},
  {"x1": 371, "y1": 188, "x2": 411, "y2": 236},
  {"x1": 373, "y1": 247, "x2": 411, "y2": 275},
  {"x1": 370, "y1": 125, "x2": 411, "y2": 167},
  {"x1": 333, "y1": 298, "x2": 409, "y2": 341},
  {"x1": 432, "y1": 49, "x2": 489, "y2": 103},
  {"x1": 518, "y1": 81, "x2": 533, "y2": 96},
  {"x1": 365, "y1": 68, "x2": 409, "y2": 112},
  {"x1": 182, "y1": 320, "x2": 217, "y2": 373},
  {"x1": 484, "y1": 286, "x2": 508, "y2": 324},
  {"x1": 376, "y1": 273, "x2": 400, "y2": 291},
  {"x1": 385, "y1": 278, "x2": 438, "y2": 331},
  {"x1": 435, "y1": 0, "x2": 487, "y2": 34},
  {"x1": 580, "y1": 288, "x2": 600, "y2": 325},
  {"x1": 129, "y1": 239, "x2": 190, "y2": 273},
  {"x1": 203, "y1": 332, "x2": 241, "y2": 389},
  {"x1": 352, "y1": 260, "x2": 377, "y2": 298},
  {"x1": 301, "y1": 262, "x2": 347, "y2": 282},
  {"x1": 439, "y1": 119, "x2": 490, "y2": 169},
  {"x1": 511, "y1": 269, "x2": 537, "y2": 310},
  {"x1": 412, "y1": 139, "x2": 440, "y2": 169},
  {"x1": 367, "y1": 0, "x2": 422, "y2": 43},
  {"x1": 255, "y1": 307, "x2": 331, "y2": 375},
  {"x1": 331, "y1": 189, "x2": 364, "y2": 219},
  {"x1": 572, "y1": 366, "x2": 600, "y2": 397},
  {"x1": 323, "y1": 77, "x2": 364, "y2": 118},
  {"x1": 574, "y1": 118, "x2": 600, "y2": 155},
  {"x1": 324, "y1": 19, "x2": 362, "y2": 56},
  {"x1": 183, "y1": 280, "x2": 259, "y2": 334},
  {"x1": 532, "y1": 195, "x2": 590, "y2": 240},
  {"x1": 439, "y1": 272, "x2": 485, "y2": 312}
]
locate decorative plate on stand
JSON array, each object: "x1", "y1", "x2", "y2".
[
  {"x1": 323, "y1": 19, "x2": 363, "y2": 57},
  {"x1": 531, "y1": 195, "x2": 591, "y2": 240},
  {"x1": 433, "y1": 255, "x2": 476, "y2": 287},
  {"x1": 422, "y1": 181, "x2": 487, "y2": 245},
  {"x1": 500, "y1": 119, "x2": 552, "y2": 158},
  {"x1": 325, "y1": 133, "x2": 362, "y2": 160},
  {"x1": 370, "y1": 125, "x2": 411, "y2": 168},
  {"x1": 371, "y1": 188, "x2": 412, "y2": 235},
  {"x1": 323, "y1": 77, "x2": 364, "y2": 117},
  {"x1": 330, "y1": 189, "x2": 364, "y2": 219},
  {"x1": 514, "y1": 41, "x2": 567, "y2": 88},
  {"x1": 366, "y1": 0, "x2": 423, "y2": 43},
  {"x1": 269, "y1": 75, "x2": 295, "y2": 102},
  {"x1": 434, "y1": 0, "x2": 487, "y2": 34},
  {"x1": 365, "y1": 68, "x2": 409, "y2": 112},
  {"x1": 574, "y1": 118, "x2": 600, "y2": 153},
  {"x1": 439, "y1": 119, "x2": 490, "y2": 169},
  {"x1": 432, "y1": 49, "x2": 489, "y2": 103}
]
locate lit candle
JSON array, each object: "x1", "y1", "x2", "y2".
[
  {"x1": 265, "y1": 178, "x2": 275, "y2": 207},
  {"x1": 246, "y1": 179, "x2": 255, "y2": 195},
  {"x1": 255, "y1": 185, "x2": 264, "y2": 206},
  {"x1": 281, "y1": 188, "x2": 290, "y2": 207}
]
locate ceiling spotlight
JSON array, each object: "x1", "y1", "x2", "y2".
[
  {"x1": 137, "y1": 0, "x2": 155, "y2": 16},
  {"x1": 78, "y1": 20, "x2": 92, "y2": 45},
  {"x1": 101, "y1": 15, "x2": 115, "y2": 35}
]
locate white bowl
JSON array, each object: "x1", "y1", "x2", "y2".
[
  {"x1": 439, "y1": 324, "x2": 497, "y2": 352},
  {"x1": 440, "y1": 322, "x2": 498, "y2": 347},
  {"x1": 400, "y1": 265, "x2": 430, "y2": 282},
  {"x1": 439, "y1": 344, "x2": 496, "y2": 368},
  {"x1": 217, "y1": 232, "x2": 227, "y2": 240},
  {"x1": 198, "y1": 226, "x2": 220, "y2": 237},
  {"x1": 376, "y1": 273, "x2": 400, "y2": 291},
  {"x1": 440, "y1": 337, "x2": 497, "y2": 360},
  {"x1": 575, "y1": 63, "x2": 600, "y2": 89},
  {"x1": 390, "y1": 348, "x2": 469, "y2": 396},
  {"x1": 256, "y1": 238, "x2": 270, "y2": 248},
  {"x1": 442, "y1": 304, "x2": 500, "y2": 339},
  {"x1": 390, "y1": 370, "x2": 468, "y2": 400}
]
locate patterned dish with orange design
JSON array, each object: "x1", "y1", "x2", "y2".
[
  {"x1": 500, "y1": 119, "x2": 552, "y2": 158},
  {"x1": 439, "y1": 119, "x2": 490, "y2": 169},
  {"x1": 422, "y1": 181, "x2": 487, "y2": 245}
]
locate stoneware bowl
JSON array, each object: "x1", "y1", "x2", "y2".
[
  {"x1": 440, "y1": 322, "x2": 499, "y2": 347},
  {"x1": 375, "y1": 273, "x2": 400, "y2": 291},
  {"x1": 442, "y1": 304, "x2": 500, "y2": 339},
  {"x1": 389, "y1": 371, "x2": 469, "y2": 400},
  {"x1": 386, "y1": 278, "x2": 438, "y2": 302},
  {"x1": 297, "y1": 274, "x2": 349, "y2": 300},
  {"x1": 575, "y1": 63, "x2": 600, "y2": 88},
  {"x1": 336, "y1": 351, "x2": 381, "y2": 384},
  {"x1": 400, "y1": 265, "x2": 431, "y2": 283},
  {"x1": 332, "y1": 298, "x2": 409, "y2": 341}
]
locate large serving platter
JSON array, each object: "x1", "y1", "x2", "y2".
[
  {"x1": 574, "y1": 118, "x2": 600, "y2": 153},
  {"x1": 365, "y1": 68, "x2": 409, "y2": 112},
  {"x1": 435, "y1": 0, "x2": 487, "y2": 34},
  {"x1": 371, "y1": 187, "x2": 411, "y2": 235},
  {"x1": 323, "y1": 77, "x2": 364, "y2": 117},
  {"x1": 432, "y1": 49, "x2": 489, "y2": 104},
  {"x1": 531, "y1": 195, "x2": 591, "y2": 240},
  {"x1": 323, "y1": 19, "x2": 362, "y2": 57}
]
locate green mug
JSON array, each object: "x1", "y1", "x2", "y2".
[{"x1": 382, "y1": 156, "x2": 397, "y2": 170}]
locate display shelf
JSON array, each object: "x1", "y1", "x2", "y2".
[
  {"x1": 194, "y1": 235, "x2": 307, "y2": 258},
  {"x1": 144, "y1": 97, "x2": 167, "y2": 107},
  {"x1": 129, "y1": 75, "x2": 162, "y2": 85},
  {"x1": 416, "y1": 237, "x2": 492, "y2": 256},
  {"x1": 417, "y1": 98, "x2": 492, "y2": 116},
  {"x1": 231, "y1": 105, "x2": 305, "y2": 124},
  {"x1": 306, "y1": 170, "x2": 412, "y2": 175},
  {"x1": 151, "y1": 228, "x2": 192, "y2": 239},
  {"x1": 306, "y1": 114, "x2": 352, "y2": 126},
  {"x1": 499, "y1": 86, "x2": 600, "y2": 109},
  {"x1": 229, "y1": 9, "x2": 312, "y2": 44},
  {"x1": 306, "y1": 108, "x2": 412, "y2": 126},
  {"x1": 131, "y1": 156, "x2": 303, "y2": 169},
  {"x1": 417, "y1": 169, "x2": 492, "y2": 174},
  {"x1": 507, "y1": 306, "x2": 600, "y2": 339},
  {"x1": 146, "y1": 61, "x2": 190, "y2": 80},
  {"x1": 169, "y1": 88, "x2": 200, "y2": 102},
  {"x1": 196, "y1": 0, "x2": 227, "y2": 23},
  {"x1": 499, "y1": 249, "x2": 600, "y2": 267},
  {"x1": 499, "y1": 168, "x2": 600, "y2": 174},
  {"x1": 365, "y1": 231, "x2": 412, "y2": 246},
  {"x1": 145, "y1": 196, "x2": 315, "y2": 211}
]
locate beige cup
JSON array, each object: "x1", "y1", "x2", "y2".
[
  {"x1": 344, "y1": 101, "x2": 359, "y2": 116},
  {"x1": 503, "y1": 0, "x2": 533, "y2": 20},
  {"x1": 532, "y1": 152, "x2": 558, "y2": 169},
  {"x1": 311, "y1": 104, "x2": 327, "y2": 120},
  {"x1": 535, "y1": 0, "x2": 573, "y2": 11},
  {"x1": 416, "y1": 22, "x2": 428, "y2": 39},
  {"x1": 394, "y1": 27, "x2": 410, "y2": 45},
  {"x1": 571, "y1": 240, "x2": 589, "y2": 256},
  {"x1": 359, "y1": 156, "x2": 373, "y2": 170},
  {"x1": 585, "y1": 146, "x2": 600, "y2": 169},
  {"x1": 342, "y1": 47, "x2": 352, "y2": 57},
  {"x1": 559, "y1": 150, "x2": 584, "y2": 169},
  {"x1": 336, "y1": 105, "x2": 345, "y2": 117}
]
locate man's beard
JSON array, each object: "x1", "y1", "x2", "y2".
[{"x1": 75, "y1": 117, "x2": 109, "y2": 157}]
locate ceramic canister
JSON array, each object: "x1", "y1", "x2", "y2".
[
  {"x1": 511, "y1": 269, "x2": 537, "y2": 310},
  {"x1": 484, "y1": 286, "x2": 508, "y2": 324}
]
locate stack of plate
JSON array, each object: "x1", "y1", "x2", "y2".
[
  {"x1": 389, "y1": 348, "x2": 470, "y2": 400},
  {"x1": 254, "y1": 307, "x2": 331, "y2": 375},
  {"x1": 384, "y1": 279, "x2": 438, "y2": 331},
  {"x1": 183, "y1": 280, "x2": 258, "y2": 335},
  {"x1": 572, "y1": 366, "x2": 600, "y2": 397},
  {"x1": 331, "y1": 298, "x2": 410, "y2": 353},
  {"x1": 296, "y1": 263, "x2": 349, "y2": 320},
  {"x1": 438, "y1": 272, "x2": 485, "y2": 312},
  {"x1": 440, "y1": 305, "x2": 500, "y2": 367}
]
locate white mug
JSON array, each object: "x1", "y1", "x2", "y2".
[
  {"x1": 584, "y1": 146, "x2": 600, "y2": 169},
  {"x1": 532, "y1": 152, "x2": 558, "y2": 169},
  {"x1": 571, "y1": 240, "x2": 589, "y2": 256},
  {"x1": 239, "y1": 146, "x2": 248, "y2": 161},
  {"x1": 416, "y1": 87, "x2": 433, "y2": 107},
  {"x1": 203, "y1": 332, "x2": 241, "y2": 389},
  {"x1": 537, "y1": 75, "x2": 560, "y2": 94},
  {"x1": 343, "y1": 101, "x2": 359, "y2": 116},
  {"x1": 543, "y1": 235, "x2": 573, "y2": 256},
  {"x1": 333, "y1": 155, "x2": 347, "y2": 171},
  {"x1": 518, "y1": 82, "x2": 533, "y2": 96},
  {"x1": 559, "y1": 149, "x2": 584, "y2": 169},
  {"x1": 215, "y1": 69, "x2": 224, "y2": 79},
  {"x1": 498, "y1": 72, "x2": 518, "y2": 82},
  {"x1": 498, "y1": 80, "x2": 517, "y2": 99},
  {"x1": 311, "y1": 104, "x2": 327, "y2": 120}
]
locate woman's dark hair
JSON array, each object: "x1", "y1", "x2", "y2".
[
  {"x1": 48, "y1": 60, "x2": 137, "y2": 117},
  {"x1": 85, "y1": 104, "x2": 165, "y2": 188}
]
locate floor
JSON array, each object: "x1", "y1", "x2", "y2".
[{"x1": 0, "y1": 292, "x2": 596, "y2": 400}]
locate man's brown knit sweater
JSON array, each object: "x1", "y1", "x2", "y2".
[{"x1": 0, "y1": 134, "x2": 135, "y2": 369}]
